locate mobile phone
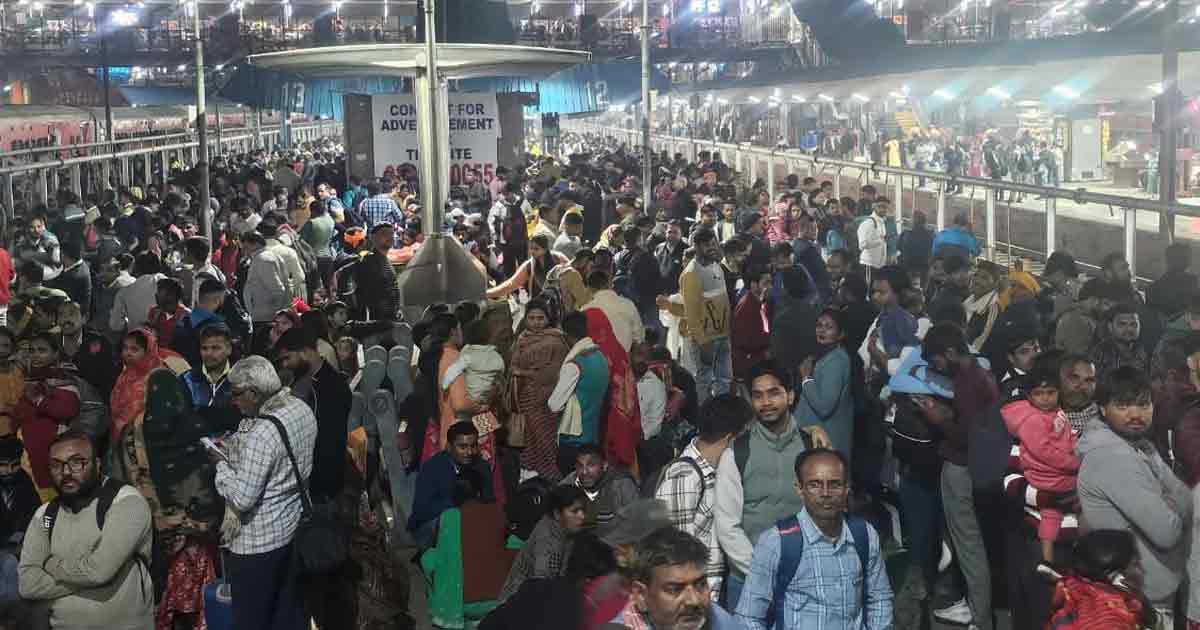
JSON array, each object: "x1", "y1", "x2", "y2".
[{"x1": 200, "y1": 437, "x2": 229, "y2": 462}]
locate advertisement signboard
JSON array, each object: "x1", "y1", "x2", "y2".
[{"x1": 371, "y1": 92, "x2": 500, "y2": 183}]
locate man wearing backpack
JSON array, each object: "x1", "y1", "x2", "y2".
[
  {"x1": 654, "y1": 394, "x2": 753, "y2": 599},
  {"x1": 18, "y1": 430, "x2": 154, "y2": 629},
  {"x1": 714, "y1": 360, "x2": 831, "y2": 610},
  {"x1": 735, "y1": 448, "x2": 893, "y2": 629},
  {"x1": 614, "y1": 224, "x2": 661, "y2": 333}
]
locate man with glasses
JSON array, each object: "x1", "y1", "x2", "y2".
[
  {"x1": 215, "y1": 355, "x2": 317, "y2": 630},
  {"x1": 735, "y1": 448, "x2": 893, "y2": 630},
  {"x1": 18, "y1": 430, "x2": 154, "y2": 628}
]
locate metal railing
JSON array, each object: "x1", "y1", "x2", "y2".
[
  {"x1": 0, "y1": 119, "x2": 342, "y2": 217},
  {"x1": 0, "y1": 120, "x2": 326, "y2": 164},
  {"x1": 568, "y1": 120, "x2": 1196, "y2": 282}
]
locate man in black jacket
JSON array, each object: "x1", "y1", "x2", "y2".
[
  {"x1": 614, "y1": 224, "x2": 662, "y2": 333},
  {"x1": 276, "y1": 327, "x2": 352, "y2": 505},
  {"x1": 0, "y1": 436, "x2": 38, "y2": 545},
  {"x1": 46, "y1": 241, "x2": 91, "y2": 318},
  {"x1": 655, "y1": 219, "x2": 686, "y2": 294}
]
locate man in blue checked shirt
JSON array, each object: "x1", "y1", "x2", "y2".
[
  {"x1": 735, "y1": 448, "x2": 894, "y2": 630},
  {"x1": 359, "y1": 179, "x2": 405, "y2": 232}
]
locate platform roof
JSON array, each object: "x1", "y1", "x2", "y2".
[{"x1": 247, "y1": 43, "x2": 590, "y2": 79}]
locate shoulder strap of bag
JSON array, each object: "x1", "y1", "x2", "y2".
[
  {"x1": 769, "y1": 514, "x2": 805, "y2": 630},
  {"x1": 847, "y1": 514, "x2": 872, "y2": 612},
  {"x1": 733, "y1": 431, "x2": 751, "y2": 477},
  {"x1": 261, "y1": 414, "x2": 314, "y2": 517}
]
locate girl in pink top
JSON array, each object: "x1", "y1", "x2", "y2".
[{"x1": 1002, "y1": 364, "x2": 1079, "y2": 566}]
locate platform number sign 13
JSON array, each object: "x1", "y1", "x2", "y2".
[{"x1": 280, "y1": 83, "x2": 306, "y2": 114}]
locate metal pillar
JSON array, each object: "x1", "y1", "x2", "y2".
[
  {"x1": 194, "y1": 5, "x2": 211, "y2": 239},
  {"x1": 1159, "y1": 0, "x2": 1179, "y2": 241},
  {"x1": 37, "y1": 169, "x2": 48, "y2": 203},
  {"x1": 1124, "y1": 206, "x2": 1138, "y2": 278},
  {"x1": 766, "y1": 152, "x2": 775, "y2": 203},
  {"x1": 985, "y1": 190, "x2": 996, "y2": 261},
  {"x1": 893, "y1": 173, "x2": 903, "y2": 226},
  {"x1": 143, "y1": 153, "x2": 152, "y2": 188},
  {"x1": 70, "y1": 165, "x2": 81, "y2": 197},
  {"x1": 1045, "y1": 197, "x2": 1056, "y2": 257},
  {"x1": 2, "y1": 176, "x2": 13, "y2": 218},
  {"x1": 160, "y1": 150, "x2": 170, "y2": 188},
  {"x1": 640, "y1": 0, "x2": 652, "y2": 213},
  {"x1": 936, "y1": 186, "x2": 946, "y2": 230},
  {"x1": 415, "y1": 0, "x2": 447, "y2": 221}
]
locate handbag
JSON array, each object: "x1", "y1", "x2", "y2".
[
  {"x1": 503, "y1": 373, "x2": 527, "y2": 448},
  {"x1": 262, "y1": 414, "x2": 348, "y2": 576}
]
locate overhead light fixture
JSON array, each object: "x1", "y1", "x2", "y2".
[
  {"x1": 852, "y1": 93, "x2": 869, "y2": 103},
  {"x1": 2, "y1": 85, "x2": 11, "y2": 94},
  {"x1": 934, "y1": 88, "x2": 954, "y2": 100},
  {"x1": 216, "y1": 63, "x2": 225, "y2": 70},
  {"x1": 716, "y1": 97, "x2": 729, "y2": 105},
  {"x1": 888, "y1": 90, "x2": 905, "y2": 99},
  {"x1": 986, "y1": 86, "x2": 1012, "y2": 99},
  {"x1": 1137, "y1": 0, "x2": 1151, "y2": 6},
  {"x1": 1053, "y1": 85, "x2": 1080, "y2": 99},
  {"x1": 791, "y1": 95, "x2": 806, "y2": 102},
  {"x1": 818, "y1": 93, "x2": 834, "y2": 102},
  {"x1": 177, "y1": 64, "x2": 187, "y2": 71},
  {"x1": 111, "y1": 8, "x2": 139, "y2": 25},
  {"x1": 748, "y1": 96, "x2": 761, "y2": 103},
  {"x1": 1148, "y1": 82, "x2": 1163, "y2": 94},
  {"x1": 72, "y1": 0, "x2": 81, "y2": 5},
  {"x1": 531, "y1": 1, "x2": 539, "y2": 12}
]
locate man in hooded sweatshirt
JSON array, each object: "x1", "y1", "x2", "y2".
[{"x1": 1077, "y1": 365, "x2": 1191, "y2": 627}]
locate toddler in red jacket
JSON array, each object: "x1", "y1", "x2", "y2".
[{"x1": 1002, "y1": 363, "x2": 1079, "y2": 566}]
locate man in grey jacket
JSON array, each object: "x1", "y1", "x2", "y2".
[
  {"x1": 19, "y1": 430, "x2": 153, "y2": 630},
  {"x1": 714, "y1": 359, "x2": 831, "y2": 610},
  {"x1": 1078, "y1": 365, "x2": 1191, "y2": 625}
]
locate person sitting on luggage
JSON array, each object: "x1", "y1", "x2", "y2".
[{"x1": 409, "y1": 421, "x2": 495, "y2": 547}]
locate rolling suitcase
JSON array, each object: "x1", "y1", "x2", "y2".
[{"x1": 204, "y1": 552, "x2": 233, "y2": 630}]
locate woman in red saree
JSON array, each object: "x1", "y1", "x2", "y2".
[
  {"x1": 581, "y1": 308, "x2": 642, "y2": 470},
  {"x1": 110, "y1": 327, "x2": 188, "y2": 443}
]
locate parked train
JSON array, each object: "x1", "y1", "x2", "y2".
[{"x1": 0, "y1": 105, "x2": 292, "y2": 155}]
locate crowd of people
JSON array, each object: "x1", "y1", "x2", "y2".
[{"x1": 0, "y1": 129, "x2": 1195, "y2": 630}]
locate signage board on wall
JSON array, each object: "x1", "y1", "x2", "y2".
[{"x1": 371, "y1": 93, "x2": 500, "y2": 184}]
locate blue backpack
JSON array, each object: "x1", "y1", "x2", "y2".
[{"x1": 766, "y1": 513, "x2": 872, "y2": 630}]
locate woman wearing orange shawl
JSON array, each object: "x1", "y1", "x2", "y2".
[{"x1": 110, "y1": 328, "x2": 188, "y2": 443}]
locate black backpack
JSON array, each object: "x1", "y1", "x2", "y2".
[
  {"x1": 506, "y1": 477, "x2": 553, "y2": 541},
  {"x1": 612, "y1": 249, "x2": 644, "y2": 302},
  {"x1": 198, "y1": 272, "x2": 252, "y2": 345},
  {"x1": 888, "y1": 395, "x2": 942, "y2": 477},
  {"x1": 42, "y1": 477, "x2": 126, "y2": 536}
]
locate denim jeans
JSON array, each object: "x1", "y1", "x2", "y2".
[
  {"x1": 685, "y1": 336, "x2": 732, "y2": 405},
  {"x1": 724, "y1": 572, "x2": 745, "y2": 613},
  {"x1": 899, "y1": 464, "x2": 944, "y2": 590}
]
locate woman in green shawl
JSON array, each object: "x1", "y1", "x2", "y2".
[{"x1": 114, "y1": 368, "x2": 223, "y2": 630}]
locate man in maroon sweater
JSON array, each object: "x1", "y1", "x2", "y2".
[{"x1": 921, "y1": 323, "x2": 999, "y2": 630}]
